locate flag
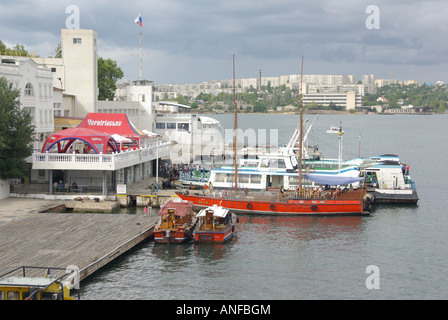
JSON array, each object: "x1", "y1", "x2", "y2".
[{"x1": 135, "y1": 13, "x2": 142, "y2": 27}]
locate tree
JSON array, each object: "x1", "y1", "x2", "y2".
[
  {"x1": 0, "y1": 77, "x2": 35, "y2": 180},
  {"x1": 98, "y1": 57, "x2": 124, "y2": 100}
]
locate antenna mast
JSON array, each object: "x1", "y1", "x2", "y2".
[
  {"x1": 233, "y1": 54, "x2": 238, "y2": 190},
  {"x1": 139, "y1": 31, "x2": 142, "y2": 80},
  {"x1": 298, "y1": 56, "x2": 304, "y2": 197}
]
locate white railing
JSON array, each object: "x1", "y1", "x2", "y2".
[{"x1": 32, "y1": 142, "x2": 171, "y2": 171}]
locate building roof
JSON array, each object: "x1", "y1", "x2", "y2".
[
  {"x1": 77, "y1": 113, "x2": 144, "y2": 138},
  {"x1": 41, "y1": 127, "x2": 119, "y2": 154}
]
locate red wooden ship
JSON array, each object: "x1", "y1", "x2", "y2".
[{"x1": 177, "y1": 185, "x2": 372, "y2": 216}]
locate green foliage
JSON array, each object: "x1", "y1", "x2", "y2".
[
  {"x1": 376, "y1": 83, "x2": 448, "y2": 110},
  {"x1": 0, "y1": 40, "x2": 36, "y2": 57},
  {"x1": 0, "y1": 77, "x2": 35, "y2": 180},
  {"x1": 98, "y1": 57, "x2": 124, "y2": 101}
]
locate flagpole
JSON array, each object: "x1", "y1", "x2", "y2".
[
  {"x1": 135, "y1": 13, "x2": 143, "y2": 80},
  {"x1": 139, "y1": 30, "x2": 142, "y2": 80}
]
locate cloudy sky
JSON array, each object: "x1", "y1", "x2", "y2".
[{"x1": 1, "y1": 0, "x2": 447, "y2": 84}]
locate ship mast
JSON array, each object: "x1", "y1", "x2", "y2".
[
  {"x1": 233, "y1": 54, "x2": 238, "y2": 190},
  {"x1": 298, "y1": 56, "x2": 304, "y2": 197}
]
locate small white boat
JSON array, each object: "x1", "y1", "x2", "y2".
[{"x1": 326, "y1": 125, "x2": 344, "y2": 134}]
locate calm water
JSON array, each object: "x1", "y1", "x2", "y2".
[{"x1": 80, "y1": 114, "x2": 448, "y2": 300}]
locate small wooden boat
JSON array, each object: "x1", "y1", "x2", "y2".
[
  {"x1": 0, "y1": 266, "x2": 79, "y2": 300},
  {"x1": 194, "y1": 205, "x2": 238, "y2": 243},
  {"x1": 153, "y1": 200, "x2": 197, "y2": 243}
]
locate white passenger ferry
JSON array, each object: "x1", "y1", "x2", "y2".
[{"x1": 207, "y1": 153, "x2": 363, "y2": 191}]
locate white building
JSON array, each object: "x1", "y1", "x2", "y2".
[
  {"x1": 2, "y1": 28, "x2": 170, "y2": 196},
  {"x1": 153, "y1": 101, "x2": 222, "y2": 165},
  {"x1": 303, "y1": 91, "x2": 361, "y2": 110},
  {"x1": 0, "y1": 58, "x2": 55, "y2": 152}
]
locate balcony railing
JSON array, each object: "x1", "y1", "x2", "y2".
[{"x1": 32, "y1": 142, "x2": 171, "y2": 171}]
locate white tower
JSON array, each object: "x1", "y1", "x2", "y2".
[{"x1": 61, "y1": 29, "x2": 98, "y2": 117}]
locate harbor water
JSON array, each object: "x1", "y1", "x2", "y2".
[{"x1": 79, "y1": 114, "x2": 448, "y2": 300}]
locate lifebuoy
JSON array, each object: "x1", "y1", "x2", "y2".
[
  {"x1": 247, "y1": 202, "x2": 253, "y2": 209},
  {"x1": 311, "y1": 204, "x2": 318, "y2": 211},
  {"x1": 270, "y1": 204, "x2": 276, "y2": 211}
]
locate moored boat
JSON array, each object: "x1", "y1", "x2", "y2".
[
  {"x1": 362, "y1": 161, "x2": 419, "y2": 204},
  {"x1": 177, "y1": 185, "x2": 371, "y2": 216},
  {"x1": 180, "y1": 56, "x2": 372, "y2": 216},
  {"x1": 153, "y1": 200, "x2": 197, "y2": 243},
  {"x1": 194, "y1": 205, "x2": 238, "y2": 243},
  {"x1": 0, "y1": 266, "x2": 79, "y2": 300}
]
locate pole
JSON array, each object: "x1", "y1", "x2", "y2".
[
  {"x1": 358, "y1": 133, "x2": 361, "y2": 158},
  {"x1": 139, "y1": 31, "x2": 142, "y2": 80},
  {"x1": 156, "y1": 137, "x2": 159, "y2": 192},
  {"x1": 298, "y1": 56, "x2": 304, "y2": 197},
  {"x1": 233, "y1": 54, "x2": 238, "y2": 190}
]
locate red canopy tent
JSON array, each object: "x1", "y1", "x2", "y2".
[
  {"x1": 41, "y1": 127, "x2": 120, "y2": 154},
  {"x1": 77, "y1": 113, "x2": 148, "y2": 149}
]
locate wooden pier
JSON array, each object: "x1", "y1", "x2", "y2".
[{"x1": 0, "y1": 198, "x2": 159, "y2": 281}]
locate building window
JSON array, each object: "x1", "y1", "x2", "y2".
[
  {"x1": 25, "y1": 83, "x2": 34, "y2": 96},
  {"x1": 177, "y1": 123, "x2": 189, "y2": 131},
  {"x1": 156, "y1": 123, "x2": 165, "y2": 129},
  {"x1": 166, "y1": 123, "x2": 176, "y2": 129},
  {"x1": 73, "y1": 38, "x2": 82, "y2": 44}
]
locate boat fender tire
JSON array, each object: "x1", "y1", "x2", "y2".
[
  {"x1": 311, "y1": 204, "x2": 318, "y2": 211},
  {"x1": 247, "y1": 202, "x2": 253, "y2": 209},
  {"x1": 270, "y1": 204, "x2": 276, "y2": 211}
]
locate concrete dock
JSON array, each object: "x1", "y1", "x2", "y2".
[
  {"x1": 0, "y1": 197, "x2": 159, "y2": 282},
  {"x1": 0, "y1": 177, "x2": 185, "y2": 280}
]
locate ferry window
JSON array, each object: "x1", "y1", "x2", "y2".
[
  {"x1": 277, "y1": 159, "x2": 286, "y2": 168},
  {"x1": 167, "y1": 123, "x2": 176, "y2": 129},
  {"x1": 215, "y1": 174, "x2": 225, "y2": 182},
  {"x1": 7, "y1": 291, "x2": 20, "y2": 300},
  {"x1": 0, "y1": 291, "x2": 4, "y2": 300},
  {"x1": 250, "y1": 175, "x2": 261, "y2": 184},
  {"x1": 260, "y1": 159, "x2": 269, "y2": 167},
  {"x1": 240, "y1": 174, "x2": 249, "y2": 183},
  {"x1": 177, "y1": 123, "x2": 189, "y2": 131},
  {"x1": 156, "y1": 123, "x2": 165, "y2": 129}
]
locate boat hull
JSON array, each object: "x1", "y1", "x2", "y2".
[
  {"x1": 153, "y1": 228, "x2": 195, "y2": 244},
  {"x1": 195, "y1": 226, "x2": 234, "y2": 243},
  {"x1": 176, "y1": 192, "x2": 368, "y2": 216},
  {"x1": 373, "y1": 189, "x2": 419, "y2": 204}
]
